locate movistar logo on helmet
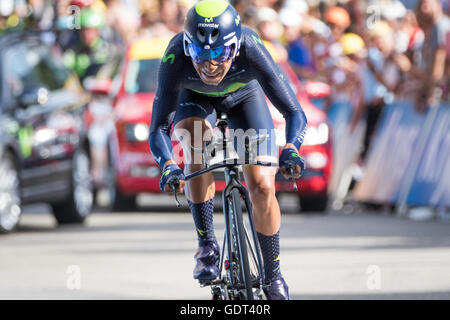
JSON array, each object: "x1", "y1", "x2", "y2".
[
  {"x1": 204, "y1": 17, "x2": 213, "y2": 23},
  {"x1": 198, "y1": 22, "x2": 219, "y2": 28}
]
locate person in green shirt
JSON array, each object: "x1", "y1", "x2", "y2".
[{"x1": 63, "y1": 7, "x2": 110, "y2": 82}]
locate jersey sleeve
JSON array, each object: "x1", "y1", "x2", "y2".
[
  {"x1": 149, "y1": 34, "x2": 184, "y2": 168},
  {"x1": 244, "y1": 28, "x2": 307, "y2": 150}
]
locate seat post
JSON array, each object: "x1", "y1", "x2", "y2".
[
  {"x1": 216, "y1": 112, "x2": 228, "y2": 158},
  {"x1": 216, "y1": 112, "x2": 228, "y2": 138}
]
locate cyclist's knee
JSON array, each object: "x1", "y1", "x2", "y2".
[
  {"x1": 174, "y1": 117, "x2": 213, "y2": 164},
  {"x1": 248, "y1": 180, "x2": 275, "y2": 201}
]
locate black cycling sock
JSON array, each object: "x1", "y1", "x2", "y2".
[
  {"x1": 188, "y1": 198, "x2": 216, "y2": 246},
  {"x1": 257, "y1": 230, "x2": 281, "y2": 282}
]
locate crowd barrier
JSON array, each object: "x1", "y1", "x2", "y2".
[
  {"x1": 320, "y1": 101, "x2": 366, "y2": 210},
  {"x1": 353, "y1": 101, "x2": 450, "y2": 209}
]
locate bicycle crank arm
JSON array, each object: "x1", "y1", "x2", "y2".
[{"x1": 198, "y1": 279, "x2": 226, "y2": 287}]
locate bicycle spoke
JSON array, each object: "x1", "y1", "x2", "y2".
[{"x1": 244, "y1": 223, "x2": 260, "y2": 280}]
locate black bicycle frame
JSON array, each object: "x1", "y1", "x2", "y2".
[
  {"x1": 221, "y1": 165, "x2": 266, "y2": 290},
  {"x1": 184, "y1": 114, "x2": 269, "y2": 294}
]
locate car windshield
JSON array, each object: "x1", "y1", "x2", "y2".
[
  {"x1": 125, "y1": 59, "x2": 160, "y2": 94},
  {"x1": 5, "y1": 44, "x2": 70, "y2": 96}
]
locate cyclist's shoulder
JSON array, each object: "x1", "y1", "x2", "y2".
[
  {"x1": 159, "y1": 32, "x2": 189, "y2": 72},
  {"x1": 240, "y1": 26, "x2": 268, "y2": 59},
  {"x1": 241, "y1": 26, "x2": 264, "y2": 47}
]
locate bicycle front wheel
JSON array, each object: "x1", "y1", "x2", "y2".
[{"x1": 229, "y1": 188, "x2": 254, "y2": 300}]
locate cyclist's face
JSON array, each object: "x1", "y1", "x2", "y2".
[{"x1": 192, "y1": 58, "x2": 233, "y2": 86}]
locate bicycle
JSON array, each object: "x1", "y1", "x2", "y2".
[{"x1": 167, "y1": 112, "x2": 298, "y2": 300}]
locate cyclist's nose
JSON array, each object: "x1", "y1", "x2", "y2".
[{"x1": 204, "y1": 60, "x2": 220, "y2": 70}]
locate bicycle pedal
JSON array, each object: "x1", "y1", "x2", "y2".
[
  {"x1": 199, "y1": 279, "x2": 222, "y2": 287},
  {"x1": 198, "y1": 279, "x2": 212, "y2": 287}
]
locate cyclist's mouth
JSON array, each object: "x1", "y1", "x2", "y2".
[{"x1": 201, "y1": 69, "x2": 222, "y2": 81}]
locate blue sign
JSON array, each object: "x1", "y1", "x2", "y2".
[
  {"x1": 407, "y1": 106, "x2": 450, "y2": 206},
  {"x1": 353, "y1": 101, "x2": 450, "y2": 207}
]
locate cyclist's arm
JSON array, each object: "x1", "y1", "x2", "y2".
[
  {"x1": 245, "y1": 29, "x2": 307, "y2": 151},
  {"x1": 149, "y1": 37, "x2": 183, "y2": 169}
]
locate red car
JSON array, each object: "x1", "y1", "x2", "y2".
[{"x1": 105, "y1": 38, "x2": 332, "y2": 211}]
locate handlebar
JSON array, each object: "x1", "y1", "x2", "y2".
[
  {"x1": 184, "y1": 159, "x2": 277, "y2": 181},
  {"x1": 166, "y1": 159, "x2": 300, "y2": 207}
]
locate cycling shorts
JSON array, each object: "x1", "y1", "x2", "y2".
[{"x1": 173, "y1": 80, "x2": 279, "y2": 163}]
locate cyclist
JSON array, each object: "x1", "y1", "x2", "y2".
[{"x1": 149, "y1": 0, "x2": 307, "y2": 300}]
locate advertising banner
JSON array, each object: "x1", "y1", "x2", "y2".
[
  {"x1": 407, "y1": 106, "x2": 450, "y2": 206},
  {"x1": 353, "y1": 101, "x2": 450, "y2": 207}
]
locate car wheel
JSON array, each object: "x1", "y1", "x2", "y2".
[
  {"x1": 299, "y1": 195, "x2": 328, "y2": 213},
  {"x1": 0, "y1": 152, "x2": 22, "y2": 233},
  {"x1": 106, "y1": 158, "x2": 137, "y2": 212},
  {"x1": 51, "y1": 148, "x2": 94, "y2": 224}
]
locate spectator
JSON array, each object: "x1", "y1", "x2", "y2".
[
  {"x1": 159, "y1": 0, "x2": 183, "y2": 33},
  {"x1": 279, "y1": 8, "x2": 315, "y2": 79},
  {"x1": 140, "y1": 0, "x2": 182, "y2": 38},
  {"x1": 337, "y1": 32, "x2": 367, "y2": 133},
  {"x1": 0, "y1": 0, "x2": 21, "y2": 33},
  {"x1": 320, "y1": 6, "x2": 352, "y2": 113},
  {"x1": 360, "y1": 21, "x2": 410, "y2": 160},
  {"x1": 252, "y1": 0, "x2": 283, "y2": 11},
  {"x1": 415, "y1": 0, "x2": 450, "y2": 110},
  {"x1": 63, "y1": 7, "x2": 112, "y2": 82},
  {"x1": 25, "y1": 0, "x2": 55, "y2": 30},
  {"x1": 400, "y1": 9, "x2": 425, "y2": 57},
  {"x1": 256, "y1": 7, "x2": 287, "y2": 61},
  {"x1": 324, "y1": 6, "x2": 351, "y2": 42},
  {"x1": 103, "y1": 0, "x2": 140, "y2": 44}
]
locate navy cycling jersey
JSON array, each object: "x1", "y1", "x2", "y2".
[{"x1": 149, "y1": 27, "x2": 307, "y2": 168}]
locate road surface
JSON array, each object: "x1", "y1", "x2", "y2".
[{"x1": 1, "y1": 194, "x2": 450, "y2": 299}]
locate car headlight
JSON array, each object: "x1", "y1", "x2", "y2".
[
  {"x1": 303, "y1": 123, "x2": 329, "y2": 146},
  {"x1": 33, "y1": 128, "x2": 57, "y2": 146},
  {"x1": 126, "y1": 123, "x2": 149, "y2": 142}
]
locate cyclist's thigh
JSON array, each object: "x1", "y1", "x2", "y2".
[
  {"x1": 227, "y1": 82, "x2": 277, "y2": 162},
  {"x1": 173, "y1": 90, "x2": 217, "y2": 150}
]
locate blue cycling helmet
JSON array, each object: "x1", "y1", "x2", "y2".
[{"x1": 183, "y1": 0, "x2": 241, "y2": 63}]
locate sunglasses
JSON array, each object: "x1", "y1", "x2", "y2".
[{"x1": 187, "y1": 43, "x2": 233, "y2": 65}]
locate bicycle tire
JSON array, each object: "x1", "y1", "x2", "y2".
[{"x1": 230, "y1": 188, "x2": 254, "y2": 300}]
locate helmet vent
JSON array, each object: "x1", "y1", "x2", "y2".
[
  {"x1": 197, "y1": 28, "x2": 206, "y2": 42},
  {"x1": 210, "y1": 29, "x2": 220, "y2": 43}
]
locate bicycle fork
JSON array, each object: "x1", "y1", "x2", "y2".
[{"x1": 221, "y1": 167, "x2": 266, "y2": 297}]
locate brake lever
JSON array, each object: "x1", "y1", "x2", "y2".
[
  {"x1": 167, "y1": 177, "x2": 181, "y2": 208},
  {"x1": 284, "y1": 160, "x2": 298, "y2": 192},
  {"x1": 171, "y1": 184, "x2": 181, "y2": 208},
  {"x1": 288, "y1": 166, "x2": 298, "y2": 192}
]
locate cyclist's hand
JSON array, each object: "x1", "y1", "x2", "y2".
[
  {"x1": 160, "y1": 164, "x2": 186, "y2": 194},
  {"x1": 279, "y1": 147, "x2": 305, "y2": 180}
]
